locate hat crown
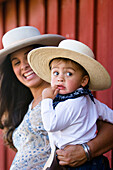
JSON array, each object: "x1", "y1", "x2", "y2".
[
  {"x1": 58, "y1": 40, "x2": 95, "y2": 59},
  {"x1": 2, "y1": 26, "x2": 40, "y2": 48}
]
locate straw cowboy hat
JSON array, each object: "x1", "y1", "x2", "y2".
[
  {"x1": 0, "y1": 26, "x2": 65, "y2": 64},
  {"x1": 28, "y1": 39, "x2": 111, "y2": 91}
]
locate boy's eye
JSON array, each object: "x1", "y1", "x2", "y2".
[
  {"x1": 53, "y1": 71, "x2": 59, "y2": 76},
  {"x1": 67, "y1": 72, "x2": 72, "y2": 76}
]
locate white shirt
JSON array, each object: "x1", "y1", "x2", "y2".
[{"x1": 41, "y1": 95, "x2": 113, "y2": 149}]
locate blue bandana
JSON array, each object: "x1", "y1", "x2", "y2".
[{"x1": 53, "y1": 87, "x2": 95, "y2": 109}]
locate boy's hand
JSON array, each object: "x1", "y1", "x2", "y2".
[{"x1": 42, "y1": 85, "x2": 59, "y2": 100}]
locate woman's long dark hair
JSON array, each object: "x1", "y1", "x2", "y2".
[{"x1": 0, "y1": 44, "x2": 44, "y2": 149}]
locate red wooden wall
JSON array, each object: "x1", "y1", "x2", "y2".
[{"x1": 0, "y1": 0, "x2": 113, "y2": 169}]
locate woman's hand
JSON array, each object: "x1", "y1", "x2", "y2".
[{"x1": 56, "y1": 144, "x2": 87, "y2": 167}]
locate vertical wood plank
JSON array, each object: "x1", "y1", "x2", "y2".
[
  {"x1": 78, "y1": 0, "x2": 113, "y2": 167},
  {"x1": 4, "y1": 0, "x2": 17, "y2": 32},
  {"x1": 0, "y1": 4, "x2": 6, "y2": 169},
  {"x1": 96, "y1": 0, "x2": 113, "y2": 107},
  {"x1": 28, "y1": 0, "x2": 45, "y2": 34},
  {"x1": 18, "y1": 0, "x2": 27, "y2": 26},
  {"x1": 60, "y1": 0, "x2": 76, "y2": 39},
  {"x1": 79, "y1": 0, "x2": 95, "y2": 49},
  {"x1": 6, "y1": 147, "x2": 15, "y2": 170},
  {"x1": 94, "y1": 0, "x2": 113, "y2": 167},
  {"x1": 46, "y1": 0, "x2": 58, "y2": 34},
  {"x1": 0, "y1": 3, "x2": 3, "y2": 48},
  {"x1": 3, "y1": 1, "x2": 17, "y2": 169},
  {"x1": 0, "y1": 130, "x2": 5, "y2": 170}
]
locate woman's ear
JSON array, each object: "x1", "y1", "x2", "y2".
[{"x1": 81, "y1": 75, "x2": 89, "y2": 87}]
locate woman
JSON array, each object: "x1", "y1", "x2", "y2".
[
  {"x1": 0, "y1": 26, "x2": 65, "y2": 169},
  {"x1": 0, "y1": 26, "x2": 113, "y2": 169}
]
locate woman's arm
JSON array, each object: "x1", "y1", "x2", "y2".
[
  {"x1": 88, "y1": 120, "x2": 113, "y2": 158},
  {"x1": 56, "y1": 121, "x2": 113, "y2": 167}
]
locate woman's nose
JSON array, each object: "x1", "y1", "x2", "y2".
[{"x1": 21, "y1": 61, "x2": 29, "y2": 70}]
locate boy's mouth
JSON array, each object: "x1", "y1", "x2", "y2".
[{"x1": 57, "y1": 85, "x2": 65, "y2": 90}]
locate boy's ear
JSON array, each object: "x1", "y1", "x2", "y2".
[{"x1": 81, "y1": 75, "x2": 89, "y2": 87}]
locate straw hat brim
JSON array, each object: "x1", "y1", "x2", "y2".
[
  {"x1": 28, "y1": 47, "x2": 111, "y2": 91},
  {"x1": 0, "y1": 34, "x2": 65, "y2": 65}
]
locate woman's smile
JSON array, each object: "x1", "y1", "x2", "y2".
[{"x1": 23, "y1": 70, "x2": 36, "y2": 80}]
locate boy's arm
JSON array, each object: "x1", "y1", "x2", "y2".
[{"x1": 41, "y1": 98, "x2": 79, "y2": 132}]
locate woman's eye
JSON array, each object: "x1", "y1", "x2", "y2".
[
  {"x1": 14, "y1": 61, "x2": 20, "y2": 66},
  {"x1": 53, "y1": 71, "x2": 59, "y2": 76},
  {"x1": 67, "y1": 72, "x2": 72, "y2": 76}
]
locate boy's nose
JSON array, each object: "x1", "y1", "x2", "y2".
[
  {"x1": 58, "y1": 76, "x2": 64, "y2": 82},
  {"x1": 58, "y1": 79, "x2": 63, "y2": 82}
]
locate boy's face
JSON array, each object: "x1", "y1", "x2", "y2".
[{"x1": 51, "y1": 59, "x2": 89, "y2": 94}]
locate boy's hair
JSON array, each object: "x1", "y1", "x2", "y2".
[{"x1": 49, "y1": 58, "x2": 89, "y2": 77}]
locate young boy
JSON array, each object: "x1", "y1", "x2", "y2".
[{"x1": 28, "y1": 40, "x2": 113, "y2": 170}]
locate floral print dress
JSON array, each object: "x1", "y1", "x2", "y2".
[{"x1": 10, "y1": 101, "x2": 51, "y2": 170}]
